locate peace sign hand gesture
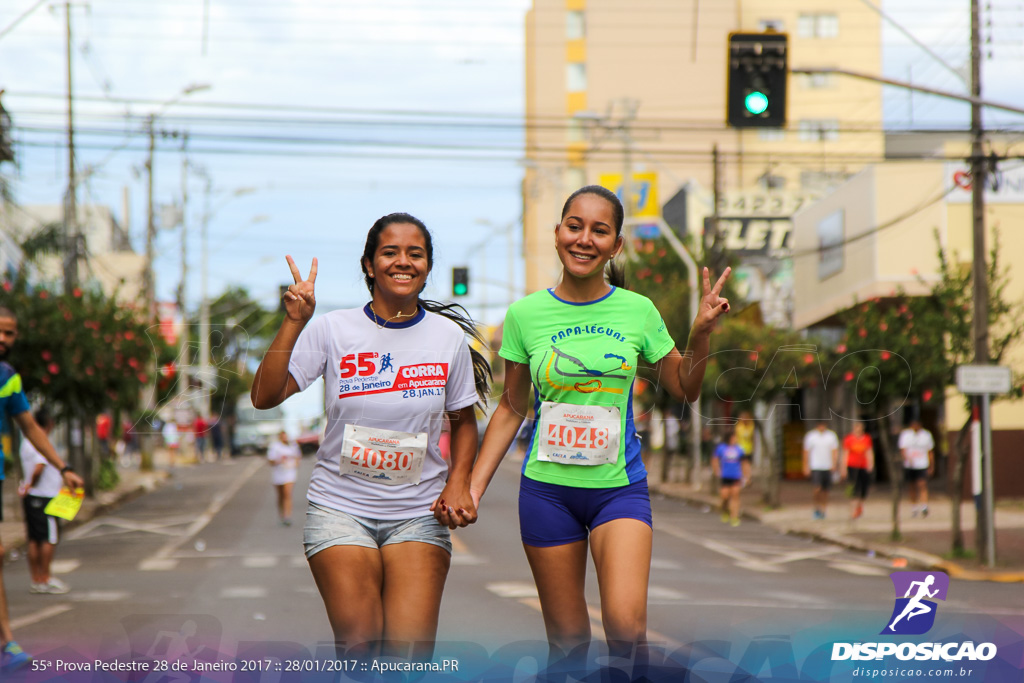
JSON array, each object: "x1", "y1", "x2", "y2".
[
  {"x1": 282, "y1": 255, "x2": 318, "y2": 324},
  {"x1": 691, "y1": 266, "x2": 731, "y2": 337}
]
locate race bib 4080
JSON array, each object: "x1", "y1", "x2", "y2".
[
  {"x1": 536, "y1": 402, "x2": 621, "y2": 466},
  {"x1": 339, "y1": 423, "x2": 428, "y2": 485}
]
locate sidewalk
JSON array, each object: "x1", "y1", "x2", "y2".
[{"x1": 650, "y1": 463, "x2": 1024, "y2": 583}]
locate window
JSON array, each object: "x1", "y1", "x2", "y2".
[
  {"x1": 817, "y1": 210, "x2": 844, "y2": 280},
  {"x1": 798, "y1": 13, "x2": 839, "y2": 39},
  {"x1": 798, "y1": 119, "x2": 840, "y2": 142},
  {"x1": 566, "y1": 10, "x2": 585, "y2": 40},
  {"x1": 566, "y1": 62, "x2": 587, "y2": 92}
]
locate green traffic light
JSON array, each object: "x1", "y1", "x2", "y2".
[
  {"x1": 744, "y1": 91, "x2": 769, "y2": 115},
  {"x1": 454, "y1": 283, "x2": 467, "y2": 296}
]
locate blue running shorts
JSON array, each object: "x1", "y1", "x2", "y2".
[{"x1": 518, "y1": 475, "x2": 652, "y2": 548}]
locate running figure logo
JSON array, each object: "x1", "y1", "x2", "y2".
[
  {"x1": 379, "y1": 353, "x2": 394, "y2": 373},
  {"x1": 881, "y1": 572, "x2": 949, "y2": 635}
]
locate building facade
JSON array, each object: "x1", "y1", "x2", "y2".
[
  {"x1": 523, "y1": 0, "x2": 885, "y2": 300},
  {"x1": 791, "y1": 134, "x2": 1024, "y2": 496}
]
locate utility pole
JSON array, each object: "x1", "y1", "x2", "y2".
[
  {"x1": 969, "y1": 0, "x2": 994, "y2": 566},
  {"x1": 198, "y1": 175, "x2": 212, "y2": 420},
  {"x1": 63, "y1": 1, "x2": 78, "y2": 293},
  {"x1": 178, "y1": 133, "x2": 191, "y2": 415},
  {"x1": 144, "y1": 115, "x2": 156, "y2": 320},
  {"x1": 63, "y1": 0, "x2": 85, "y2": 483}
]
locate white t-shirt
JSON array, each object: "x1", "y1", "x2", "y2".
[
  {"x1": 288, "y1": 305, "x2": 478, "y2": 520},
  {"x1": 267, "y1": 439, "x2": 300, "y2": 486},
  {"x1": 19, "y1": 439, "x2": 63, "y2": 498},
  {"x1": 803, "y1": 429, "x2": 839, "y2": 471},
  {"x1": 898, "y1": 428, "x2": 934, "y2": 470}
]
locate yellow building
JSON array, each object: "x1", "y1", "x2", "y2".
[
  {"x1": 523, "y1": 0, "x2": 885, "y2": 293},
  {"x1": 791, "y1": 133, "x2": 1024, "y2": 495}
]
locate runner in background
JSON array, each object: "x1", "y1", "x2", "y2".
[
  {"x1": 841, "y1": 421, "x2": 874, "y2": 520},
  {"x1": 898, "y1": 418, "x2": 935, "y2": 517},
  {"x1": 250, "y1": 213, "x2": 490, "y2": 659},
  {"x1": 735, "y1": 410, "x2": 755, "y2": 466},
  {"x1": 457, "y1": 186, "x2": 730, "y2": 675},
  {"x1": 803, "y1": 421, "x2": 840, "y2": 520},
  {"x1": 712, "y1": 430, "x2": 749, "y2": 527},
  {"x1": 266, "y1": 430, "x2": 300, "y2": 525}
]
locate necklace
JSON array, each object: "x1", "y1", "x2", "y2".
[{"x1": 369, "y1": 302, "x2": 416, "y2": 329}]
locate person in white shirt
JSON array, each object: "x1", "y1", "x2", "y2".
[
  {"x1": 266, "y1": 431, "x2": 300, "y2": 526},
  {"x1": 898, "y1": 418, "x2": 935, "y2": 517},
  {"x1": 17, "y1": 408, "x2": 69, "y2": 595},
  {"x1": 251, "y1": 213, "x2": 490, "y2": 660},
  {"x1": 802, "y1": 421, "x2": 839, "y2": 520}
]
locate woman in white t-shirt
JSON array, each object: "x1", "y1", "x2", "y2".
[
  {"x1": 251, "y1": 213, "x2": 490, "y2": 659},
  {"x1": 266, "y1": 430, "x2": 300, "y2": 525}
]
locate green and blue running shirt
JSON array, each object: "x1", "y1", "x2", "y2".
[
  {"x1": 0, "y1": 362, "x2": 31, "y2": 481},
  {"x1": 499, "y1": 287, "x2": 675, "y2": 488}
]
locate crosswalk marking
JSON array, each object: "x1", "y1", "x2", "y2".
[
  {"x1": 658, "y1": 526, "x2": 877, "y2": 576},
  {"x1": 647, "y1": 586, "x2": 687, "y2": 601},
  {"x1": 220, "y1": 586, "x2": 268, "y2": 599},
  {"x1": 242, "y1": 556, "x2": 279, "y2": 568},
  {"x1": 486, "y1": 582, "x2": 538, "y2": 599},
  {"x1": 68, "y1": 590, "x2": 131, "y2": 602},
  {"x1": 139, "y1": 558, "x2": 179, "y2": 571},
  {"x1": 827, "y1": 561, "x2": 888, "y2": 576},
  {"x1": 50, "y1": 559, "x2": 81, "y2": 574},
  {"x1": 10, "y1": 604, "x2": 73, "y2": 630}
]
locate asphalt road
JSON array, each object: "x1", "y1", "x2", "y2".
[{"x1": 4, "y1": 453, "x2": 1022, "y2": 677}]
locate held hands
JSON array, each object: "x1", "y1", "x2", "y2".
[
  {"x1": 282, "y1": 255, "x2": 318, "y2": 324},
  {"x1": 430, "y1": 481, "x2": 478, "y2": 530},
  {"x1": 691, "y1": 267, "x2": 732, "y2": 337}
]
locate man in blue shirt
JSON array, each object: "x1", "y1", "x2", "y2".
[{"x1": 0, "y1": 308, "x2": 84, "y2": 672}]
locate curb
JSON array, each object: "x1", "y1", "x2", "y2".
[{"x1": 650, "y1": 483, "x2": 1024, "y2": 583}]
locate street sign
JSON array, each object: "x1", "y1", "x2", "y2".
[{"x1": 956, "y1": 365, "x2": 1012, "y2": 395}]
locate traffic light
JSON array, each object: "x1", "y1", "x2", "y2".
[
  {"x1": 727, "y1": 32, "x2": 788, "y2": 128},
  {"x1": 452, "y1": 267, "x2": 469, "y2": 297}
]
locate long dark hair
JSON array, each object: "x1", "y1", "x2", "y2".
[
  {"x1": 361, "y1": 213, "x2": 492, "y2": 406},
  {"x1": 560, "y1": 185, "x2": 628, "y2": 289}
]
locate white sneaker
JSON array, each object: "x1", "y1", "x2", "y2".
[
  {"x1": 28, "y1": 583, "x2": 48, "y2": 594},
  {"x1": 42, "y1": 577, "x2": 70, "y2": 594}
]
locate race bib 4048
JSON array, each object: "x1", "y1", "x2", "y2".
[
  {"x1": 339, "y1": 423, "x2": 428, "y2": 486},
  {"x1": 536, "y1": 402, "x2": 621, "y2": 466}
]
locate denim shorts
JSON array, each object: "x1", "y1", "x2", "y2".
[{"x1": 303, "y1": 502, "x2": 452, "y2": 558}]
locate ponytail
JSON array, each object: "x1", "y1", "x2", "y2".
[
  {"x1": 419, "y1": 298, "x2": 493, "y2": 409},
  {"x1": 606, "y1": 259, "x2": 627, "y2": 290}
]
